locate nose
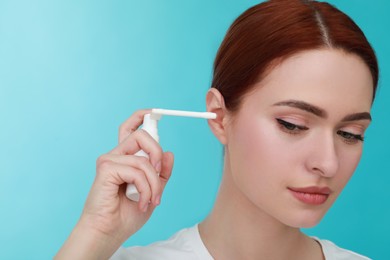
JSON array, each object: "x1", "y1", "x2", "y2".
[{"x1": 305, "y1": 132, "x2": 339, "y2": 178}]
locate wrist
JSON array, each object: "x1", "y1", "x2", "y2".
[{"x1": 55, "y1": 215, "x2": 122, "y2": 260}]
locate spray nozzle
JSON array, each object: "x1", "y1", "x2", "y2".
[{"x1": 150, "y1": 108, "x2": 217, "y2": 120}]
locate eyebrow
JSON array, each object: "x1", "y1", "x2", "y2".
[
  {"x1": 273, "y1": 100, "x2": 372, "y2": 122},
  {"x1": 341, "y1": 112, "x2": 372, "y2": 122}
]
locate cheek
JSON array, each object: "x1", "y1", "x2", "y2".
[
  {"x1": 228, "y1": 116, "x2": 294, "y2": 190},
  {"x1": 334, "y1": 147, "x2": 363, "y2": 188}
]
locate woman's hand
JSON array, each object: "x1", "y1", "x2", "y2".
[{"x1": 55, "y1": 110, "x2": 174, "y2": 259}]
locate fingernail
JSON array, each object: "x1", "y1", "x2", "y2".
[{"x1": 154, "y1": 161, "x2": 162, "y2": 173}]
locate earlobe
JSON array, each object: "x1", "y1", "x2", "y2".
[{"x1": 206, "y1": 88, "x2": 229, "y2": 145}]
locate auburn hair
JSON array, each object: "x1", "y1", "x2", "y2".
[{"x1": 211, "y1": 0, "x2": 379, "y2": 112}]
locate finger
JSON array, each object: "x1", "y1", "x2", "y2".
[
  {"x1": 97, "y1": 154, "x2": 162, "y2": 204},
  {"x1": 118, "y1": 109, "x2": 152, "y2": 144},
  {"x1": 118, "y1": 166, "x2": 153, "y2": 212},
  {"x1": 110, "y1": 129, "x2": 163, "y2": 173},
  {"x1": 96, "y1": 161, "x2": 152, "y2": 212}
]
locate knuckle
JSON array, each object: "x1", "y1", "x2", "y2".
[
  {"x1": 136, "y1": 156, "x2": 151, "y2": 166},
  {"x1": 97, "y1": 159, "x2": 114, "y2": 173},
  {"x1": 99, "y1": 161, "x2": 113, "y2": 172},
  {"x1": 133, "y1": 168, "x2": 147, "y2": 181},
  {"x1": 137, "y1": 181, "x2": 150, "y2": 196},
  {"x1": 141, "y1": 186, "x2": 152, "y2": 198},
  {"x1": 96, "y1": 155, "x2": 110, "y2": 167}
]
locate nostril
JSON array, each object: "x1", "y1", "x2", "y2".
[{"x1": 312, "y1": 167, "x2": 325, "y2": 176}]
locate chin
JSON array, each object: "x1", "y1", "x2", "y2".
[
  {"x1": 283, "y1": 210, "x2": 327, "y2": 228},
  {"x1": 296, "y1": 219, "x2": 322, "y2": 229}
]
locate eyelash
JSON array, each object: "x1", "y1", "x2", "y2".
[
  {"x1": 276, "y1": 118, "x2": 364, "y2": 144},
  {"x1": 276, "y1": 118, "x2": 308, "y2": 134},
  {"x1": 337, "y1": 130, "x2": 364, "y2": 144}
]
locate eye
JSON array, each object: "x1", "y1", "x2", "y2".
[
  {"x1": 276, "y1": 118, "x2": 308, "y2": 134},
  {"x1": 337, "y1": 130, "x2": 364, "y2": 144}
]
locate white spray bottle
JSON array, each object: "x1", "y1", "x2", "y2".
[{"x1": 126, "y1": 108, "x2": 217, "y2": 201}]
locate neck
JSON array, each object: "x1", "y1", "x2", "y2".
[{"x1": 199, "y1": 157, "x2": 323, "y2": 260}]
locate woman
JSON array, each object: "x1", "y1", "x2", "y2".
[{"x1": 56, "y1": 0, "x2": 378, "y2": 259}]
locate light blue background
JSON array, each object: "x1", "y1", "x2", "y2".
[{"x1": 0, "y1": 1, "x2": 389, "y2": 259}]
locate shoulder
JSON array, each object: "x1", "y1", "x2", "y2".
[
  {"x1": 313, "y1": 237, "x2": 371, "y2": 260},
  {"x1": 111, "y1": 225, "x2": 213, "y2": 260}
]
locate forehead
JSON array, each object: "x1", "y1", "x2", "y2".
[{"x1": 244, "y1": 49, "x2": 373, "y2": 117}]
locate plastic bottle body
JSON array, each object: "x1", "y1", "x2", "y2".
[{"x1": 125, "y1": 114, "x2": 159, "y2": 201}]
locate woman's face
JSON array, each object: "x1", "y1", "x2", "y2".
[{"x1": 225, "y1": 49, "x2": 373, "y2": 228}]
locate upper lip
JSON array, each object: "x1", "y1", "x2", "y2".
[{"x1": 288, "y1": 186, "x2": 332, "y2": 195}]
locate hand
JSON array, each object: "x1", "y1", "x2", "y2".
[
  {"x1": 55, "y1": 110, "x2": 174, "y2": 259},
  {"x1": 84, "y1": 109, "x2": 175, "y2": 241}
]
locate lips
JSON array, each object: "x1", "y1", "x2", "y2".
[{"x1": 288, "y1": 186, "x2": 332, "y2": 205}]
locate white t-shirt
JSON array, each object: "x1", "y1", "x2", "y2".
[{"x1": 111, "y1": 224, "x2": 371, "y2": 260}]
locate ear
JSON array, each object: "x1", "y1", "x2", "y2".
[{"x1": 206, "y1": 88, "x2": 229, "y2": 145}]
